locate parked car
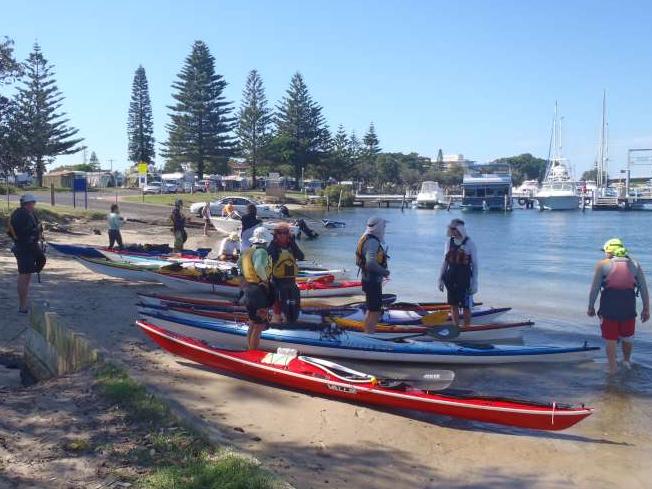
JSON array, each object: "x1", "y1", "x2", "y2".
[
  {"x1": 193, "y1": 180, "x2": 208, "y2": 192},
  {"x1": 143, "y1": 182, "x2": 164, "y2": 194},
  {"x1": 161, "y1": 180, "x2": 179, "y2": 193},
  {"x1": 189, "y1": 196, "x2": 282, "y2": 218}
]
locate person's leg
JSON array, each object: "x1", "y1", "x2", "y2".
[
  {"x1": 620, "y1": 319, "x2": 635, "y2": 367},
  {"x1": 450, "y1": 307, "x2": 461, "y2": 327},
  {"x1": 364, "y1": 311, "x2": 381, "y2": 334},
  {"x1": 622, "y1": 340, "x2": 633, "y2": 365},
  {"x1": 116, "y1": 231, "x2": 124, "y2": 249},
  {"x1": 17, "y1": 273, "x2": 31, "y2": 312},
  {"x1": 605, "y1": 340, "x2": 618, "y2": 374},
  {"x1": 248, "y1": 322, "x2": 265, "y2": 350},
  {"x1": 463, "y1": 308, "x2": 472, "y2": 327},
  {"x1": 108, "y1": 230, "x2": 116, "y2": 249},
  {"x1": 204, "y1": 220, "x2": 209, "y2": 236}
]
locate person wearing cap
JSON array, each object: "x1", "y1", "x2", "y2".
[
  {"x1": 588, "y1": 238, "x2": 649, "y2": 374},
  {"x1": 7, "y1": 194, "x2": 46, "y2": 313},
  {"x1": 217, "y1": 232, "x2": 241, "y2": 261},
  {"x1": 267, "y1": 223, "x2": 305, "y2": 324},
  {"x1": 438, "y1": 219, "x2": 478, "y2": 328},
  {"x1": 355, "y1": 216, "x2": 390, "y2": 333},
  {"x1": 170, "y1": 199, "x2": 187, "y2": 252},
  {"x1": 238, "y1": 226, "x2": 273, "y2": 349}
]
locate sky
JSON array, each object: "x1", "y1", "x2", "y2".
[{"x1": 2, "y1": 0, "x2": 652, "y2": 177}]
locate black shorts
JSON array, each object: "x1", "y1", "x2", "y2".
[
  {"x1": 243, "y1": 283, "x2": 271, "y2": 322},
  {"x1": 446, "y1": 287, "x2": 473, "y2": 309},
  {"x1": 362, "y1": 280, "x2": 383, "y2": 312},
  {"x1": 13, "y1": 245, "x2": 46, "y2": 275}
]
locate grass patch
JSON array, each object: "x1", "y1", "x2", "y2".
[
  {"x1": 94, "y1": 364, "x2": 284, "y2": 489},
  {"x1": 0, "y1": 203, "x2": 105, "y2": 223},
  {"x1": 123, "y1": 190, "x2": 308, "y2": 207}
]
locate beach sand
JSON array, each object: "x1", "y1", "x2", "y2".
[{"x1": 1, "y1": 220, "x2": 651, "y2": 489}]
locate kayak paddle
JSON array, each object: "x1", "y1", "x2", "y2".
[
  {"x1": 420, "y1": 309, "x2": 449, "y2": 326},
  {"x1": 375, "y1": 370, "x2": 455, "y2": 391}
]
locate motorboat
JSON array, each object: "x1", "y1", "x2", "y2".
[{"x1": 415, "y1": 181, "x2": 444, "y2": 209}]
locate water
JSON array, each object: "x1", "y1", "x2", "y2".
[{"x1": 295, "y1": 206, "x2": 652, "y2": 404}]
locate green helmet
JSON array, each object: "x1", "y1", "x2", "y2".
[{"x1": 603, "y1": 238, "x2": 628, "y2": 257}]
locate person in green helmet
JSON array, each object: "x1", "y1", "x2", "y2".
[{"x1": 588, "y1": 238, "x2": 649, "y2": 374}]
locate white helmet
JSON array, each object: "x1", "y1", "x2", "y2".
[{"x1": 249, "y1": 226, "x2": 273, "y2": 244}]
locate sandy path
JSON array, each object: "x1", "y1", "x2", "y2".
[{"x1": 1, "y1": 222, "x2": 650, "y2": 489}]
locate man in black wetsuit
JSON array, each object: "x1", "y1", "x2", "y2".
[{"x1": 7, "y1": 194, "x2": 46, "y2": 313}]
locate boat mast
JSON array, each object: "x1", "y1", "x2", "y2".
[{"x1": 598, "y1": 90, "x2": 607, "y2": 190}]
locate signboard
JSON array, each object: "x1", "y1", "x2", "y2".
[
  {"x1": 138, "y1": 162, "x2": 148, "y2": 175},
  {"x1": 73, "y1": 177, "x2": 87, "y2": 192}
]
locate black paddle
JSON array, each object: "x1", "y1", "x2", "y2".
[{"x1": 376, "y1": 370, "x2": 455, "y2": 391}]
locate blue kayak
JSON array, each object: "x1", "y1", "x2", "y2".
[{"x1": 137, "y1": 308, "x2": 599, "y2": 365}]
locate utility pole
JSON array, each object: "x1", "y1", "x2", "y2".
[{"x1": 108, "y1": 159, "x2": 117, "y2": 203}]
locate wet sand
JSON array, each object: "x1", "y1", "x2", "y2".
[{"x1": 1, "y1": 221, "x2": 651, "y2": 488}]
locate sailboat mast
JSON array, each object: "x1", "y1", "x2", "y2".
[{"x1": 598, "y1": 90, "x2": 606, "y2": 189}]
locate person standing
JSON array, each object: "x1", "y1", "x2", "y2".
[
  {"x1": 7, "y1": 194, "x2": 46, "y2": 313},
  {"x1": 107, "y1": 204, "x2": 125, "y2": 250},
  {"x1": 201, "y1": 201, "x2": 212, "y2": 236},
  {"x1": 170, "y1": 199, "x2": 187, "y2": 252},
  {"x1": 240, "y1": 204, "x2": 261, "y2": 252},
  {"x1": 238, "y1": 226, "x2": 273, "y2": 349},
  {"x1": 355, "y1": 217, "x2": 390, "y2": 333},
  {"x1": 438, "y1": 219, "x2": 478, "y2": 328},
  {"x1": 588, "y1": 238, "x2": 649, "y2": 374},
  {"x1": 268, "y1": 224, "x2": 305, "y2": 324}
]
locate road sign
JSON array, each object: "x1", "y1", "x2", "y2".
[{"x1": 138, "y1": 162, "x2": 148, "y2": 175}]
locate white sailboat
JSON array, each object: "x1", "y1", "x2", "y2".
[{"x1": 535, "y1": 103, "x2": 580, "y2": 211}]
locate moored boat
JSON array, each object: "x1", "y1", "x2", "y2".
[{"x1": 138, "y1": 320, "x2": 594, "y2": 431}]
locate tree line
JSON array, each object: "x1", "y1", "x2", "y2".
[{"x1": 1, "y1": 37, "x2": 553, "y2": 190}]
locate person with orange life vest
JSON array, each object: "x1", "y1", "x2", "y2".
[
  {"x1": 238, "y1": 226, "x2": 274, "y2": 349},
  {"x1": 438, "y1": 219, "x2": 478, "y2": 328},
  {"x1": 7, "y1": 194, "x2": 46, "y2": 313},
  {"x1": 267, "y1": 224, "x2": 304, "y2": 324},
  {"x1": 588, "y1": 238, "x2": 649, "y2": 374},
  {"x1": 356, "y1": 217, "x2": 390, "y2": 333}
]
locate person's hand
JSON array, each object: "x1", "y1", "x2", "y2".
[
  {"x1": 587, "y1": 306, "x2": 596, "y2": 317},
  {"x1": 642, "y1": 308, "x2": 650, "y2": 323},
  {"x1": 438, "y1": 279, "x2": 445, "y2": 292},
  {"x1": 469, "y1": 286, "x2": 478, "y2": 295}
]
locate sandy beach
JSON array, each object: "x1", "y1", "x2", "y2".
[{"x1": 1, "y1": 217, "x2": 651, "y2": 489}]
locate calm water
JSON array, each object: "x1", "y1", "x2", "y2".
[{"x1": 296, "y1": 206, "x2": 652, "y2": 404}]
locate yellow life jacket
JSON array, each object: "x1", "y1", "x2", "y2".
[
  {"x1": 355, "y1": 234, "x2": 387, "y2": 270},
  {"x1": 272, "y1": 248, "x2": 298, "y2": 279},
  {"x1": 242, "y1": 246, "x2": 272, "y2": 284}
]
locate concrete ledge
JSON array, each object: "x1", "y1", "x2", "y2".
[{"x1": 25, "y1": 304, "x2": 102, "y2": 381}]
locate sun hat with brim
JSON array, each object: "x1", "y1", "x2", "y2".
[
  {"x1": 366, "y1": 216, "x2": 388, "y2": 227},
  {"x1": 249, "y1": 226, "x2": 273, "y2": 244},
  {"x1": 20, "y1": 193, "x2": 38, "y2": 204},
  {"x1": 603, "y1": 238, "x2": 628, "y2": 257}
]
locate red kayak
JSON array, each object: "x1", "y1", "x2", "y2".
[{"x1": 137, "y1": 320, "x2": 593, "y2": 431}]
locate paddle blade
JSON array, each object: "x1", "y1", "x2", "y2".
[
  {"x1": 420, "y1": 309, "x2": 449, "y2": 326},
  {"x1": 427, "y1": 324, "x2": 461, "y2": 340},
  {"x1": 379, "y1": 370, "x2": 455, "y2": 391}
]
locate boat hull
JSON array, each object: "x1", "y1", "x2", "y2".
[
  {"x1": 535, "y1": 195, "x2": 580, "y2": 211},
  {"x1": 137, "y1": 310, "x2": 600, "y2": 364},
  {"x1": 76, "y1": 257, "x2": 159, "y2": 282}
]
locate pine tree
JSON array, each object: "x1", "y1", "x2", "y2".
[
  {"x1": 329, "y1": 124, "x2": 352, "y2": 180},
  {"x1": 237, "y1": 69, "x2": 272, "y2": 188},
  {"x1": 363, "y1": 122, "x2": 380, "y2": 155},
  {"x1": 162, "y1": 41, "x2": 235, "y2": 178},
  {"x1": 128, "y1": 65, "x2": 155, "y2": 164},
  {"x1": 89, "y1": 151, "x2": 100, "y2": 170},
  {"x1": 15, "y1": 43, "x2": 83, "y2": 186},
  {"x1": 0, "y1": 37, "x2": 24, "y2": 177},
  {"x1": 275, "y1": 72, "x2": 330, "y2": 183}
]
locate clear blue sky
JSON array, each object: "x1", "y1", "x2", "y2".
[{"x1": 3, "y1": 0, "x2": 652, "y2": 177}]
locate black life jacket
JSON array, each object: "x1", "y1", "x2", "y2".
[{"x1": 443, "y1": 237, "x2": 472, "y2": 290}]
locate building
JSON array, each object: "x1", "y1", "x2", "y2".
[
  {"x1": 440, "y1": 154, "x2": 474, "y2": 172},
  {"x1": 42, "y1": 171, "x2": 86, "y2": 189}
]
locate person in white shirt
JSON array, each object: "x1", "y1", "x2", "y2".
[
  {"x1": 107, "y1": 204, "x2": 125, "y2": 249},
  {"x1": 217, "y1": 232, "x2": 241, "y2": 261}
]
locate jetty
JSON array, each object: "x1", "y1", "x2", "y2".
[{"x1": 354, "y1": 193, "x2": 416, "y2": 208}]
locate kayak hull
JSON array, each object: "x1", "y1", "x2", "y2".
[
  {"x1": 137, "y1": 309, "x2": 599, "y2": 364},
  {"x1": 76, "y1": 257, "x2": 160, "y2": 282},
  {"x1": 137, "y1": 320, "x2": 593, "y2": 431}
]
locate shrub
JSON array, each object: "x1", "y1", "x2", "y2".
[{"x1": 320, "y1": 184, "x2": 354, "y2": 207}]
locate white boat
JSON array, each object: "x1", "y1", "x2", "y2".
[
  {"x1": 415, "y1": 181, "x2": 444, "y2": 209},
  {"x1": 210, "y1": 217, "x2": 299, "y2": 236},
  {"x1": 513, "y1": 180, "x2": 539, "y2": 198},
  {"x1": 535, "y1": 103, "x2": 580, "y2": 211},
  {"x1": 76, "y1": 257, "x2": 161, "y2": 282}
]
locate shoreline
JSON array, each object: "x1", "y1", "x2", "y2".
[{"x1": 1, "y1": 216, "x2": 651, "y2": 488}]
